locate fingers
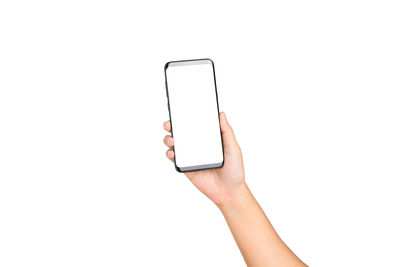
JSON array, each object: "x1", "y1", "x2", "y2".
[
  {"x1": 166, "y1": 149, "x2": 174, "y2": 162},
  {"x1": 163, "y1": 135, "x2": 174, "y2": 148},
  {"x1": 163, "y1": 121, "x2": 171, "y2": 132},
  {"x1": 163, "y1": 121, "x2": 174, "y2": 162},
  {"x1": 219, "y1": 112, "x2": 240, "y2": 153},
  {"x1": 163, "y1": 113, "x2": 238, "y2": 165}
]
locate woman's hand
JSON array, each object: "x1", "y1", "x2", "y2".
[
  {"x1": 163, "y1": 112, "x2": 307, "y2": 266},
  {"x1": 163, "y1": 112, "x2": 245, "y2": 207}
]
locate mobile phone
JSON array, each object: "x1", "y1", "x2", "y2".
[{"x1": 164, "y1": 58, "x2": 224, "y2": 172}]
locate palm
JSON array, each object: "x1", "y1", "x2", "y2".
[
  {"x1": 185, "y1": 169, "x2": 220, "y2": 201},
  {"x1": 164, "y1": 113, "x2": 245, "y2": 206},
  {"x1": 184, "y1": 149, "x2": 244, "y2": 205}
]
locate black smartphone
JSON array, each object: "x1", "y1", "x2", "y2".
[{"x1": 164, "y1": 58, "x2": 224, "y2": 172}]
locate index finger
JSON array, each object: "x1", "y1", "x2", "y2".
[{"x1": 163, "y1": 121, "x2": 171, "y2": 132}]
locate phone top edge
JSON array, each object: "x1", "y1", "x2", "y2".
[{"x1": 165, "y1": 58, "x2": 214, "y2": 69}]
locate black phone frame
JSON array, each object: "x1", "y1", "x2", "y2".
[{"x1": 164, "y1": 58, "x2": 225, "y2": 173}]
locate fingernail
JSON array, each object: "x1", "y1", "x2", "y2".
[{"x1": 222, "y1": 112, "x2": 227, "y2": 122}]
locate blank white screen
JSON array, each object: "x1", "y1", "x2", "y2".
[{"x1": 166, "y1": 60, "x2": 223, "y2": 169}]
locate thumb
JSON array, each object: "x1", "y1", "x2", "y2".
[{"x1": 219, "y1": 112, "x2": 240, "y2": 153}]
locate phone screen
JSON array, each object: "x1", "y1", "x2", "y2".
[{"x1": 165, "y1": 59, "x2": 224, "y2": 172}]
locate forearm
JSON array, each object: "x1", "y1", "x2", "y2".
[{"x1": 218, "y1": 183, "x2": 306, "y2": 267}]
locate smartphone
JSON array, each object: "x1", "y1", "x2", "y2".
[{"x1": 164, "y1": 58, "x2": 224, "y2": 172}]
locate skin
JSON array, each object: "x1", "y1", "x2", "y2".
[{"x1": 163, "y1": 112, "x2": 307, "y2": 267}]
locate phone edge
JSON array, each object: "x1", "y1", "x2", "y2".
[{"x1": 164, "y1": 58, "x2": 225, "y2": 173}]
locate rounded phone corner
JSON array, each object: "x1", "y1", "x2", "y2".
[
  {"x1": 204, "y1": 58, "x2": 214, "y2": 65},
  {"x1": 218, "y1": 159, "x2": 224, "y2": 169},
  {"x1": 164, "y1": 61, "x2": 171, "y2": 71},
  {"x1": 174, "y1": 164, "x2": 184, "y2": 173}
]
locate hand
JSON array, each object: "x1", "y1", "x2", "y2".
[
  {"x1": 164, "y1": 113, "x2": 307, "y2": 266},
  {"x1": 163, "y1": 112, "x2": 245, "y2": 207}
]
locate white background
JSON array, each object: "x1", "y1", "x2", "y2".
[{"x1": 0, "y1": 0, "x2": 399, "y2": 266}]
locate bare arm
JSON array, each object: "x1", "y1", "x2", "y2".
[
  {"x1": 219, "y1": 184, "x2": 306, "y2": 266},
  {"x1": 163, "y1": 112, "x2": 306, "y2": 267}
]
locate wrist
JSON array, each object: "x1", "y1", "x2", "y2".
[{"x1": 217, "y1": 182, "x2": 252, "y2": 212}]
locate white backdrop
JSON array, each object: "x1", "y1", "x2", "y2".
[{"x1": 1, "y1": 1, "x2": 399, "y2": 266}]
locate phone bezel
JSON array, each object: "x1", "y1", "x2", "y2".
[{"x1": 164, "y1": 58, "x2": 225, "y2": 173}]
